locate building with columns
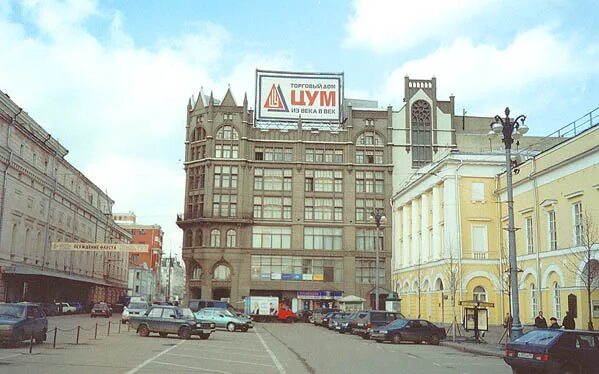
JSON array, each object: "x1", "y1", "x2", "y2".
[{"x1": 0, "y1": 90, "x2": 130, "y2": 304}]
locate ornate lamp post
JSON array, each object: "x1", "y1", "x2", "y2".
[
  {"x1": 487, "y1": 107, "x2": 528, "y2": 340},
  {"x1": 369, "y1": 210, "x2": 387, "y2": 310}
]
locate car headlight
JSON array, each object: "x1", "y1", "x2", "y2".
[
  {"x1": 0, "y1": 325, "x2": 13, "y2": 331},
  {"x1": 379, "y1": 330, "x2": 387, "y2": 334},
  {"x1": 210, "y1": 323, "x2": 215, "y2": 328}
]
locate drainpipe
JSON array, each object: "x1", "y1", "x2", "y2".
[{"x1": 530, "y1": 157, "x2": 543, "y2": 313}]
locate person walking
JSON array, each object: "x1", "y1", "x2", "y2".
[
  {"x1": 534, "y1": 311, "x2": 548, "y2": 328},
  {"x1": 549, "y1": 317, "x2": 560, "y2": 329},
  {"x1": 562, "y1": 311, "x2": 576, "y2": 330}
]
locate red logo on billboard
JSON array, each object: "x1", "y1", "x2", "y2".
[{"x1": 264, "y1": 84, "x2": 289, "y2": 112}]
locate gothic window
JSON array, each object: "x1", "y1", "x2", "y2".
[
  {"x1": 195, "y1": 229, "x2": 203, "y2": 246},
  {"x1": 213, "y1": 264, "x2": 231, "y2": 281},
  {"x1": 184, "y1": 229, "x2": 193, "y2": 247},
  {"x1": 411, "y1": 100, "x2": 432, "y2": 168},
  {"x1": 216, "y1": 125, "x2": 238, "y2": 140},
  {"x1": 226, "y1": 229, "x2": 237, "y2": 247},
  {"x1": 191, "y1": 266, "x2": 202, "y2": 280},
  {"x1": 210, "y1": 229, "x2": 221, "y2": 247}
]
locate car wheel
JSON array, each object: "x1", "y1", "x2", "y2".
[
  {"x1": 138, "y1": 325, "x2": 150, "y2": 337},
  {"x1": 178, "y1": 326, "x2": 192, "y2": 339},
  {"x1": 392, "y1": 334, "x2": 401, "y2": 344},
  {"x1": 226, "y1": 323, "x2": 236, "y2": 332},
  {"x1": 240, "y1": 326, "x2": 249, "y2": 332},
  {"x1": 199, "y1": 333, "x2": 210, "y2": 340},
  {"x1": 429, "y1": 334, "x2": 440, "y2": 346},
  {"x1": 375, "y1": 339, "x2": 383, "y2": 343},
  {"x1": 361, "y1": 333, "x2": 370, "y2": 340},
  {"x1": 159, "y1": 332, "x2": 168, "y2": 338},
  {"x1": 35, "y1": 330, "x2": 47, "y2": 344}
]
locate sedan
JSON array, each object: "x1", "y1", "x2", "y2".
[
  {"x1": 90, "y1": 303, "x2": 112, "y2": 318},
  {"x1": 194, "y1": 308, "x2": 253, "y2": 332},
  {"x1": 370, "y1": 319, "x2": 446, "y2": 345},
  {"x1": 0, "y1": 303, "x2": 48, "y2": 346}
]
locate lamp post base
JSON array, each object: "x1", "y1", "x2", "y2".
[{"x1": 510, "y1": 322, "x2": 523, "y2": 341}]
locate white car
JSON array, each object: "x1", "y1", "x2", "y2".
[
  {"x1": 56, "y1": 302, "x2": 77, "y2": 314},
  {"x1": 121, "y1": 301, "x2": 149, "y2": 324}
]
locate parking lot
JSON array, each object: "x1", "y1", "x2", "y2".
[{"x1": 0, "y1": 314, "x2": 511, "y2": 373}]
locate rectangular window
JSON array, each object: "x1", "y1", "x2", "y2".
[
  {"x1": 471, "y1": 182, "x2": 485, "y2": 202},
  {"x1": 215, "y1": 144, "x2": 239, "y2": 159},
  {"x1": 548, "y1": 210, "x2": 557, "y2": 251},
  {"x1": 251, "y1": 255, "x2": 342, "y2": 282},
  {"x1": 305, "y1": 170, "x2": 343, "y2": 193},
  {"x1": 355, "y1": 259, "x2": 384, "y2": 284},
  {"x1": 472, "y1": 225, "x2": 488, "y2": 256},
  {"x1": 355, "y1": 171, "x2": 384, "y2": 194},
  {"x1": 355, "y1": 199, "x2": 384, "y2": 222},
  {"x1": 212, "y1": 194, "x2": 237, "y2": 217},
  {"x1": 573, "y1": 202, "x2": 583, "y2": 246},
  {"x1": 213, "y1": 165, "x2": 238, "y2": 189},
  {"x1": 304, "y1": 198, "x2": 343, "y2": 221},
  {"x1": 356, "y1": 229, "x2": 383, "y2": 252},
  {"x1": 355, "y1": 149, "x2": 383, "y2": 164},
  {"x1": 525, "y1": 217, "x2": 534, "y2": 254},
  {"x1": 254, "y1": 146, "x2": 292, "y2": 162},
  {"x1": 253, "y1": 196, "x2": 292, "y2": 220},
  {"x1": 305, "y1": 149, "x2": 344, "y2": 163},
  {"x1": 254, "y1": 169, "x2": 292, "y2": 192},
  {"x1": 252, "y1": 226, "x2": 292, "y2": 249},
  {"x1": 304, "y1": 227, "x2": 343, "y2": 250}
]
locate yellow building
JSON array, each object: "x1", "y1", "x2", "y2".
[{"x1": 392, "y1": 122, "x2": 599, "y2": 327}]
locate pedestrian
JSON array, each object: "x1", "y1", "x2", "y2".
[
  {"x1": 503, "y1": 313, "x2": 513, "y2": 330},
  {"x1": 534, "y1": 311, "x2": 548, "y2": 328},
  {"x1": 549, "y1": 317, "x2": 560, "y2": 329},
  {"x1": 562, "y1": 311, "x2": 576, "y2": 330}
]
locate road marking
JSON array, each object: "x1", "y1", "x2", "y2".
[
  {"x1": 433, "y1": 363, "x2": 442, "y2": 367},
  {"x1": 407, "y1": 353, "x2": 418, "y2": 359},
  {"x1": 166, "y1": 352, "x2": 276, "y2": 367},
  {"x1": 152, "y1": 361, "x2": 233, "y2": 374},
  {"x1": 125, "y1": 339, "x2": 185, "y2": 374},
  {"x1": 256, "y1": 331, "x2": 287, "y2": 374},
  {"x1": 177, "y1": 345, "x2": 270, "y2": 358},
  {"x1": 0, "y1": 354, "x2": 21, "y2": 360}
]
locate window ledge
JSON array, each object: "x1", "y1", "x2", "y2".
[{"x1": 564, "y1": 191, "x2": 583, "y2": 199}]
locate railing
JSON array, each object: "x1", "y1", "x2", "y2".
[{"x1": 472, "y1": 252, "x2": 488, "y2": 260}]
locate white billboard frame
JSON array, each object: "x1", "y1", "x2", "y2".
[
  {"x1": 51, "y1": 242, "x2": 148, "y2": 252},
  {"x1": 255, "y1": 70, "x2": 344, "y2": 125}
]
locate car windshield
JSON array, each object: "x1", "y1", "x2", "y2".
[
  {"x1": 0, "y1": 305, "x2": 25, "y2": 318},
  {"x1": 387, "y1": 319, "x2": 409, "y2": 328},
  {"x1": 514, "y1": 330, "x2": 561, "y2": 345},
  {"x1": 220, "y1": 309, "x2": 235, "y2": 317},
  {"x1": 93, "y1": 304, "x2": 107, "y2": 309},
  {"x1": 178, "y1": 308, "x2": 195, "y2": 319},
  {"x1": 128, "y1": 302, "x2": 148, "y2": 310}
]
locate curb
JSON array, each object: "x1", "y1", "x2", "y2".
[{"x1": 440, "y1": 341, "x2": 504, "y2": 358}]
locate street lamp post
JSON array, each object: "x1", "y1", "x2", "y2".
[
  {"x1": 488, "y1": 107, "x2": 528, "y2": 341},
  {"x1": 369, "y1": 210, "x2": 387, "y2": 310}
]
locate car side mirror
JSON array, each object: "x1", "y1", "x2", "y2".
[
  {"x1": 171, "y1": 315, "x2": 177, "y2": 319},
  {"x1": 219, "y1": 314, "x2": 225, "y2": 318}
]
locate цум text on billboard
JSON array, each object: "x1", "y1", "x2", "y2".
[{"x1": 255, "y1": 70, "x2": 343, "y2": 124}]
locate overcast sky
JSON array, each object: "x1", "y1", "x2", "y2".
[{"x1": 1, "y1": 0, "x2": 598, "y2": 259}]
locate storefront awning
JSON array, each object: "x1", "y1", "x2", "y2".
[{"x1": 1, "y1": 263, "x2": 123, "y2": 288}]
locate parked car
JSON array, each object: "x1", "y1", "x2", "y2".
[
  {"x1": 41, "y1": 302, "x2": 59, "y2": 317},
  {"x1": 504, "y1": 329, "x2": 599, "y2": 374},
  {"x1": 327, "y1": 312, "x2": 350, "y2": 330},
  {"x1": 128, "y1": 305, "x2": 215, "y2": 340},
  {"x1": 337, "y1": 312, "x2": 366, "y2": 333},
  {"x1": 296, "y1": 310, "x2": 313, "y2": 323},
  {"x1": 0, "y1": 303, "x2": 48, "y2": 346},
  {"x1": 370, "y1": 319, "x2": 446, "y2": 345},
  {"x1": 312, "y1": 308, "x2": 339, "y2": 326},
  {"x1": 352, "y1": 311, "x2": 404, "y2": 339},
  {"x1": 68, "y1": 302, "x2": 84, "y2": 314},
  {"x1": 121, "y1": 301, "x2": 150, "y2": 324},
  {"x1": 188, "y1": 299, "x2": 231, "y2": 313},
  {"x1": 56, "y1": 302, "x2": 77, "y2": 314},
  {"x1": 90, "y1": 303, "x2": 112, "y2": 318},
  {"x1": 194, "y1": 307, "x2": 253, "y2": 332}
]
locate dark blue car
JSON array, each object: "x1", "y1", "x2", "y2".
[
  {"x1": 370, "y1": 319, "x2": 446, "y2": 345},
  {"x1": 0, "y1": 303, "x2": 48, "y2": 346}
]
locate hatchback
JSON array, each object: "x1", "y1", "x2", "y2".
[{"x1": 194, "y1": 307, "x2": 253, "y2": 332}]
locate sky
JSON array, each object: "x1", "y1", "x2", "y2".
[{"x1": 1, "y1": 0, "x2": 598, "y2": 259}]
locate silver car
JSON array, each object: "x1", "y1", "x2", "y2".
[
  {"x1": 194, "y1": 308, "x2": 253, "y2": 332},
  {"x1": 122, "y1": 301, "x2": 149, "y2": 324}
]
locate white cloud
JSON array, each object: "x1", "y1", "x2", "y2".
[
  {"x1": 0, "y1": 1, "x2": 295, "y2": 256},
  {"x1": 344, "y1": 0, "x2": 494, "y2": 53},
  {"x1": 380, "y1": 27, "x2": 599, "y2": 115}
]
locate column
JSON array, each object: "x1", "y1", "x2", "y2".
[
  {"x1": 443, "y1": 178, "x2": 459, "y2": 257},
  {"x1": 402, "y1": 205, "x2": 410, "y2": 267},
  {"x1": 432, "y1": 185, "x2": 441, "y2": 259},
  {"x1": 421, "y1": 193, "x2": 430, "y2": 262},
  {"x1": 393, "y1": 206, "x2": 402, "y2": 271},
  {"x1": 411, "y1": 199, "x2": 419, "y2": 265}
]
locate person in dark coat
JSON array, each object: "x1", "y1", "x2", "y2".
[
  {"x1": 534, "y1": 311, "x2": 548, "y2": 328},
  {"x1": 549, "y1": 317, "x2": 560, "y2": 329},
  {"x1": 562, "y1": 311, "x2": 575, "y2": 330}
]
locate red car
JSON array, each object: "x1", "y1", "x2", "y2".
[{"x1": 90, "y1": 303, "x2": 112, "y2": 318}]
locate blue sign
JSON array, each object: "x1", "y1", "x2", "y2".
[
  {"x1": 281, "y1": 274, "x2": 293, "y2": 280},
  {"x1": 292, "y1": 274, "x2": 302, "y2": 281}
]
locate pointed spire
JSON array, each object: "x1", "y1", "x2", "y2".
[
  {"x1": 195, "y1": 88, "x2": 205, "y2": 109},
  {"x1": 221, "y1": 86, "x2": 237, "y2": 106},
  {"x1": 187, "y1": 97, "x2": 192, "y2": 111},
  {"x1": 209, "y1": 91, "x2": 214, "y2": 106}
]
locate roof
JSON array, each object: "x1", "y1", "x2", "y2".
[{"x1": 337, "y1": 295, "x2": 365, "y2": 303}]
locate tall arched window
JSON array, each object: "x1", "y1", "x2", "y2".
[
  {"x1": 195, "y1": 229, "x2": 203, "y2": 246},
  {"x1": 25, "y1": 228, "x2": 31, "y2": 259},
  {"x1": 552, "y1": 282, "x2": 561, "y2": 319},
  {"x1": 355, "y1": 131, "x2": 384, "y2": 164},
  {"x1": 184, "y1": 229, "x2": 193, "y2": 247},
  {"x1": 191, "y1": 266, "x2": 202, "y2": 280},
  {"x1": 473, "y1": 286, "x2": 487, "y2": 302},
  {"x1": 213, "y1": 264, "x2": 231, "y2": 281},
  {"x1": 530, "y1": 284, "x2": 537, "y2": 319},
  {"x1": 226, "y1": 229, "x2": 236, "y2": 247},
  {"x1": 411, "y1": 100, "x2": 432, "y2": 168},
  {"x1": 10, "y1": 224, "x2": 18, "y2": 256},
  {"x1": 216, "y1": 125, "x2": 238, "y2": 140},
  {"x1": 193, "y1": 127, "x2": 206, "y2": 141},
  {"x1": 210, "y1": 229, "x2": 221, "y2": 247}
]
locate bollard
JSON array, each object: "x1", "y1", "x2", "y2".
[
  {"x1": 94, "y1": 323, "x2": 98, "y2": 340},
  {"x1": 127, "y1": 322, "x2": 130, "y2": 332},
  {"x1": 29, "y1": 334, "x2": 33, "y2": 354},
  {"x1": 107, "y1": 321, "x2": 111, "y2": 336},
  {"x1": 118, "y1": 321, "x2": 121, "y2": 334},
  {"x1": 52, "y1": 327, "x2": 57, "y2": 349},
  {"x1": 76, "y1": 326, "x2": 80, "y2": 345}
]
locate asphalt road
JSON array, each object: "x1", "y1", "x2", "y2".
[{"x1": 0, "y1": 314, "x2": 511, "y2": 373}]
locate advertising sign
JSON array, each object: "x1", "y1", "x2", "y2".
[
  {"x1": 51, "y1": 242, "x2": 147, "y2": 252},
  {"x1": 255, "y1": 70, "x2": 343, "y2": 124},
  {"x1": 245, "y1": 296, "x2": 279, "y2": 316}
]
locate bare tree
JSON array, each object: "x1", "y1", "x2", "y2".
[
  {"x1": 444, "y1": 250, "x2": 461, "y2": 341},
  {"x1": 495, "y1": 245, "x2": 511, "y2": 315},
  {"x1": 564, "y1": 212, "x2": 599, "y2": 330}
]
